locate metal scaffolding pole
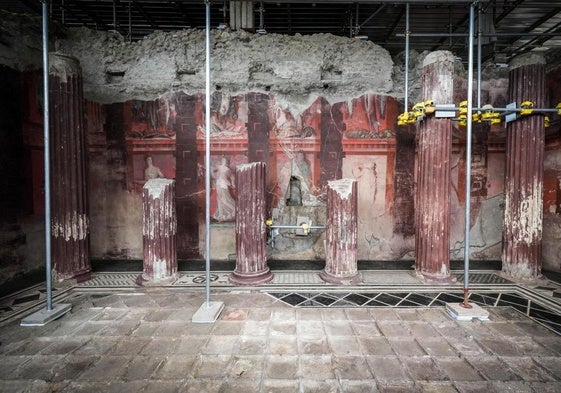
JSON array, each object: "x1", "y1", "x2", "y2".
[
  {"x1": 192, "y1": 0, "x2": 224, "y2": 324},
  {"x1": 462, "y1": 2, "x2": 475, "y2": 308},
  {"x1": 42, "y1": 0, "x2": 52, "y2": 313},
  {"x1": 404, "y1": 2, "x2": 410, "y2": 111},
  {"x1": 21, "y1": 0, "x2": 72, "y2": 327}
]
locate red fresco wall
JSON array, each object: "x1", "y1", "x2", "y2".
[
  {"x1": 21, "y1": 71, "x2": 45, "y2": 215},
  {"x1": 91, "y1": 92, "x2": 400, "y2": 258},
  {"x1": 18, "y1": 68, "x2": 561, "y2": 261}
]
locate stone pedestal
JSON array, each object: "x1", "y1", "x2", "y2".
[
  {"x1": 502, "y1": 53, "x2": 546, "y2": 279},
  {"x1": 137, "y1": 178, "x2": 178, "y2": 285},
  {"x1": 230, "y1": 162, "x2": 273, "y2": 285},
  {"x1": 49, "y1": 53, "x2": 91, "y2": 282},
  {"x1": 414, "y1": 51, "x2": 455, "y2": 283},
  {"x1": 320, "y1": 178, "x2": 360, "y2": 285}
]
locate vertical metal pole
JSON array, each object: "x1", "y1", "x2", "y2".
[
  {"x1": 355, "y1": 3, "x2": 359, "y2": 36},
  {"x1": 113, "y1": 0, "x2": 117, "y2": 31},
  {"x1": 42, "y1": 0, "x2": 52, "y2": 312},
  {"x1": 349, "y1": 8, "x2": 352, "y2": 38},
  {"x1": 477, "y1": 2, "x2": 482, "y2": 109},
  {"x1": 128, "y1": 1, "x2": 132, "y2": 42},
  {"x1": 404, "y1": 3, "x2": 410, "y2": 111},
  {"x1": 259, "y1": 2, "x2": 264, "y2": 30},
  {"x1": 205, "y1": 0, "x2": 212, "y2": 307},
  {"x1": 462, "y1": 2, "x2": 475, "y2": 307}
]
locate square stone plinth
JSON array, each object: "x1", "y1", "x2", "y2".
[{"x1": 446, "y1": 302, "x2": 490, "y2": 321}]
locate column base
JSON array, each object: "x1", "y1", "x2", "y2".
[
  {"x1": 52, "y1": 269, "x2": 92, "y2": 285},
  {"x1": 319, "y1": 270, "x2": 362, "y2": 285},
  {"x1": 229, "y1": 268, "x2": 273, "y2": 286},
  {"x1": 136, "y1": 273, "x2": 179, "y2": 286},
  {"x1": 501, "y1": 263, "x2": 543, "y2": 281},
  {"x1": 415, "y1": 269, "x2": 457, "y2": 284},
  {"x1": 500, "y1": 268, "x2": 546, "y2": 283}
]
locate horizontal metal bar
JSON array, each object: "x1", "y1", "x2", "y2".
[
  {"x1": 229, "y1": 0, "x2": 484, "y2": 4},
  {"x1": 482, "y1": 32, "x2": 561, "y2": 37},
  {"x1": 268, "y1": 225, "x2": 327, "y2": 230},
  {"x1": 397, "y1": 33, "x2": 468, "y2": 37},
  {"x1": 433, "y1": 106, "x2": 560, "y2": 113},
  {"x1": 398, "y1": 32, "x2": 561, "y2": 39}
]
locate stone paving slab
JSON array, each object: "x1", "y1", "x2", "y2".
[{"x1": 0, "y1": 290, "x2": 560, "y2": 392}]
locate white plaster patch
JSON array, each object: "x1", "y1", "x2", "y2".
[
  {"x1": 328, "y1": 178, "x2": 355, "y2": 200},
  {"x1": 152, "y1": 259, "x2": 168, "y2": 279},
  {"x1": 505, "y1": 179, "x2": 543, "y2": 245},
  {"x1": 49, "y1": 53, "x2": 82, "y2": 82},
  {"x1": 508, "y1": 52, "x2": 546, "y2": 70},
  {"x1": 144, "y1": 178, "x2": 174, "y2": 199},
  {"x1": 422, "y1": 50, "x2": 455, "y2": 68},
  {"x1": 51, "y1": 212, "x2": 89, "y2": 241},
  {"x1": 237, "y1": 162, "x2": 261, "y2": 173}
]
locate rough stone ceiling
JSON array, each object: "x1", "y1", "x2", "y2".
[{"x1": 3, "y1": 0, "x2": 561, "y2": 66}]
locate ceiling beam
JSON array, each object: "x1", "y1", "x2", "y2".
[
  {"x1": 168, "y1": 1, "x2": 195, "y2": 27},
  {"x1": 494, "y1": 0, "x2": 525, "y2": 25},
  {"x1": 132, "y1": 0, "x2": 158, "y2": 29},
  {"x1": 509, "y1": 20, "x2": 561, "y2": 57},
  {"x1": 383, "y1": 8, "x2": 404, "y2": 44},
  {"x1": 501, "y1": 8, "x2": 561, "y2": 49},
  {"x1": 19, "y1": 0, "x2": 42, "y2": 15},
  {"x1": 70, "y1": 0, "x2": 110, "y2": 30}
]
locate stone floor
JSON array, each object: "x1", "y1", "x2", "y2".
[{"x1": 1, "y1": 271, "x2": 561, "y2": 392}]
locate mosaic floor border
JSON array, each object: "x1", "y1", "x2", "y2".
[
  {"x1": 1, "y1": 270, "x2": 560, "y2": 331},
  {"x1": 74, "y1": 270, "x2": 514, "y2": 288}
]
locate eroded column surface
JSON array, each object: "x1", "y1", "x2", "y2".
[
  {"x1": 320, "y1": 178, "x2": 360, "y2": 285},
  {"x1": 414, "y1": 51, "x2": 454, "y2": 282},
  {"x1": 49, "y1": 53, "x2": 91, "y2": 282},
  {"x1": 502, "y1": 53, "x2": 546, "y2": 279},
  {"x1": 137, "y1": 178, "x2": 178, "y2": 285},
  {"x1": 230, "y1": 162, "x2": 273, "y2": 285}
]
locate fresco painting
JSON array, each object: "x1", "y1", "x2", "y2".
[{"x1": 19, "y1": 68, "x2": 559, "y2": 262}]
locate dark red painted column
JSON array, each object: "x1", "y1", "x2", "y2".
[
  {"x1": 175, "y1": 93, "x2": 200, "y2": 258},
  {"x1": 137, "y1": 178, "x2": 178, "y2": 285},
  {"x1": 502, "y1": 54, "x2": 546, "y2": 279},
  {"x1": 414, "y1": 51, "x2": 454, "y2": 282},
  {"x1": 49, "y1": 53, "x2": 91, "y2": 282},
  {"x1": 320, "y1": 178, "x2": 360, "y2": 285},
  {"x1": 230, "y1": 162, "x2": 273, "y2": 285}
]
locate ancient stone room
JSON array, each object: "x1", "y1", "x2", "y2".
[{"x1": 1, "y1": 0, "x2": 561, "y2": 392}]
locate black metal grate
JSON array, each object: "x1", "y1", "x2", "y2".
[{"x1": 267, "y1": 290, "x2": 561, "y2": 335}]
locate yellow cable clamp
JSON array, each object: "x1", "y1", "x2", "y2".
[
  {"x1": 459, "y1": 100, "x2": 468, "y2": 116},
  {"x1": 457, "y1": 114, "x2": 467, "y2": 127},
  {"x1": 397, "y1": 112, "x2": 409, "y2": 126},
  {"x1": 424, "y1": 100, "x2": 436, "y2": 115},
  {"x1": 397, "y1": 111, "x2": 417, "y2": 126},
  {"x1": 545, "y1": 116, "x2": 550, "y2": 128},
  {"x1": 481, "y1": 104, "x2": 500, "y2": 124},
  {"x1": 556, "y1": 102, "x2": 561, "y2": 116},
  {"x1": 412, "y1": 102, "x2": 426, "y2": 120},
  {"x1": 520, "y1": 101, "x2": 534, "y2": 115}
]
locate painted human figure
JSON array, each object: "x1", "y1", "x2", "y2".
[
  {"x1": 144, "y1": 156, "x2": 164, "y2": 180},
  {"x1": 213, "y1": 156, "x2": 236, "y2": 221},
  {"x1": 293, "y1": 151, "x2": 311, "y2": 187}
]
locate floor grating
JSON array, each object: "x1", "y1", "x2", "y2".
[{"x1": 266, "y1": 289, "x2": 561, "y2": 335}]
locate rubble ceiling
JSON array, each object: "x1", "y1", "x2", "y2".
[{"x1": 3, "y1": 0, "x2": 561, "y2": 66}]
